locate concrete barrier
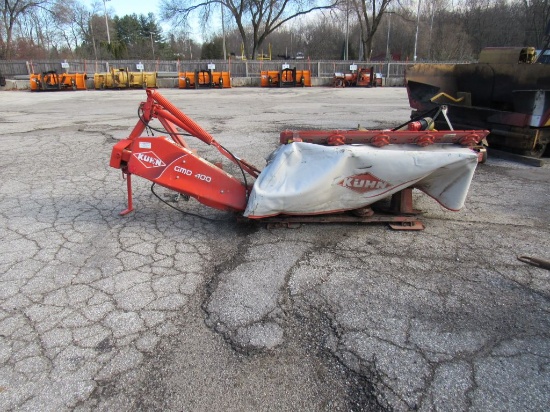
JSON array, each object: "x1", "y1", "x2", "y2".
[{"x1": 1, "y1": 79, "x2": 30, "y2": 90}]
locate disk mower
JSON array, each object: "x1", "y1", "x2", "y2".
[{"x1": 110, "y1": 89, "x2": 489, "y2": 230}]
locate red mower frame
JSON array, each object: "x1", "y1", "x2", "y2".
[{"x1": 110, "y1": 89, "x2": 489, "y2": 229}]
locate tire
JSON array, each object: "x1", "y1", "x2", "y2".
[{"x1": 527, "y1": 143, "x2": 547, "y2": 158}]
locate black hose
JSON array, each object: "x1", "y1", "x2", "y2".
[
  {"x1": 150, "y1": 183, "x2": 234, "y2": 222},
  {"x1": 391, "y1": 106, "x2": 441, "y2": 131}
]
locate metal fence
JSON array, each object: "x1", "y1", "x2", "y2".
[{"x1": 0, "y1": 59, "x2": 417, "y2": 80}]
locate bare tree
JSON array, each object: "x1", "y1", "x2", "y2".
[
  {"x1": 429, "y1": 11, "x2": 473, "y2": 60},
  {"x1": 424, "y1": 0, "x2": 448, "y2": 59},
  {"x1": 1, "y1": 0, "x2": 53, "y2": 59},
  {"x1": 521, "y1": 0, "x2": 550, "y2": 47},
  {"x1": 26, "y1": 3, "x2": 75, "y2": 56},
  {"x1": 461, "y1": 0, "x2": 528, "y2": 54},
  {"x1": 369, "y1": 8, "x2": 415, "y2": 60},
  {"x1": 68, "y1": 2, "x2": 100, "y2": 58},
  {"x1": 352, "y1": 0, "x2": 395, "y2": 61},
  {"x1": 302, "y1": 16, "x2": 350, "y2": 59},
  {"x1": 160, "y1": 0, "x2": 340, "y2": 59},
  {"x1": 49, "y1": 0, "x2": 87, "y2": 54}
]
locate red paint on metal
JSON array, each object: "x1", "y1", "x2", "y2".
[
  {"x1": 109, "y1": 89, "x2": 486, "y2": 230},
  {"x1": 109, "y1": 89, "x2": 257, "y2": 214},
  {"x1": 279, "y1": 129, "x2": 489, "y2": 146}
]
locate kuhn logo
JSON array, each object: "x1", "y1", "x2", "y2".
[
  {"x1": 134, "y1": 151, "x2": 166, "y2": 168},
  {"x1": 339, "y1": 173, "x2": 390, "y2": 193}
]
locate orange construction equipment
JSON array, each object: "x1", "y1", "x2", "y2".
[
  {"x1": 261, "y1": 68, "x2": 311, "y2": 87},
  {"x1": 178, "y1": 70, "x2": 231, "y2": 89},
  {"x1": 30, "y1": 71, "x2": 87, "y2": 91},
  {"x1": 332, "y1": 67, "x2": 378, "y2": 88},
  {"x1": 332, "y1": 72, "x2": 357, "y2": 87}
]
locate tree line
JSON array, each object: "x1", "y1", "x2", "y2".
[{"x1": 1, "y1": 0, "x2": 548, "y2": 62}]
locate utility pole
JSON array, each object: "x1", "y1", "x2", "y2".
[
  {"x1": 221, "y1": 4, "x2": 227, "y2": 60},
  {"x1": 414, "y1": 0, "x2": 421, "y2": 62},
  {"x1": 345, "y1": 0, "x2": 349, "y2": 60},
  {"x1": 386, "y1": 12, "x2": 393, "y2": 61},
  {"x1": 103, "y1": 0, "x2": 111, "y2": 44}
]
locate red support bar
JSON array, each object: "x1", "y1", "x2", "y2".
[
  {"x1": 210, "y1": 141, "x2": 262, "y2": 178},
  {"x1": 155, "y1": 115, "x2": 190, "y2": 149},
  {"x1": 146, "y1": 89, "x2": 215, "y2": 145},
  {"x1": 119, "y1": 172, "x2": 134, "y2": 216},
  {"x1": 280, "y1": 129, "x2": 490, "y2": 147}
]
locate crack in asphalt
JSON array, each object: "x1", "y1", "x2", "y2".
[{"x1": 1, "y1": 89, "x2": 549, "y2": 411}]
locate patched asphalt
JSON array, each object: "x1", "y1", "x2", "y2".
[{"x1": 0, "y1": 87, "x2": 549, "y2": 411}]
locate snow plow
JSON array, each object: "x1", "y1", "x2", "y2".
[
  {"x1": 110, "y1": 90, "x2": 489, "y2": 230},
  {"x1": 178, "y1": 70, "x2": 231, "y2": 88},
  {"x1": 260, "y1": 68, "x2": 311, "y2": 87},
  {"x1": 332, "y1": 67, "x2": 379, "y2": 87},
  {"x1": 94, "y1": 68, "x2": 157, "y2": 89},
  {"x1": 30, "y1": 71, "x2": 87, "y2": 91}
]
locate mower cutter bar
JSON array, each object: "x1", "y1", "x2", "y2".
[{"x1": 280, "y1": 129, "x2": 489, "y2": 147}]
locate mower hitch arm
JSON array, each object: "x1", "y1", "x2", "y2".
[{"x1": 110, "y1": 89, "x2": 260, "y2": 215}]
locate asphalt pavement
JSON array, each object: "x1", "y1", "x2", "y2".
[{"x1": 0, "y1": 86, "x2": 549, "y2": 411}]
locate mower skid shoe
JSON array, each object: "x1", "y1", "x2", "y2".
[
  {"x1": 119, "y1": 172, "x2": 134, "y2": 216},
  {"x1": 388, "y1": 221, "x2": 425, "y2": 230}
]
